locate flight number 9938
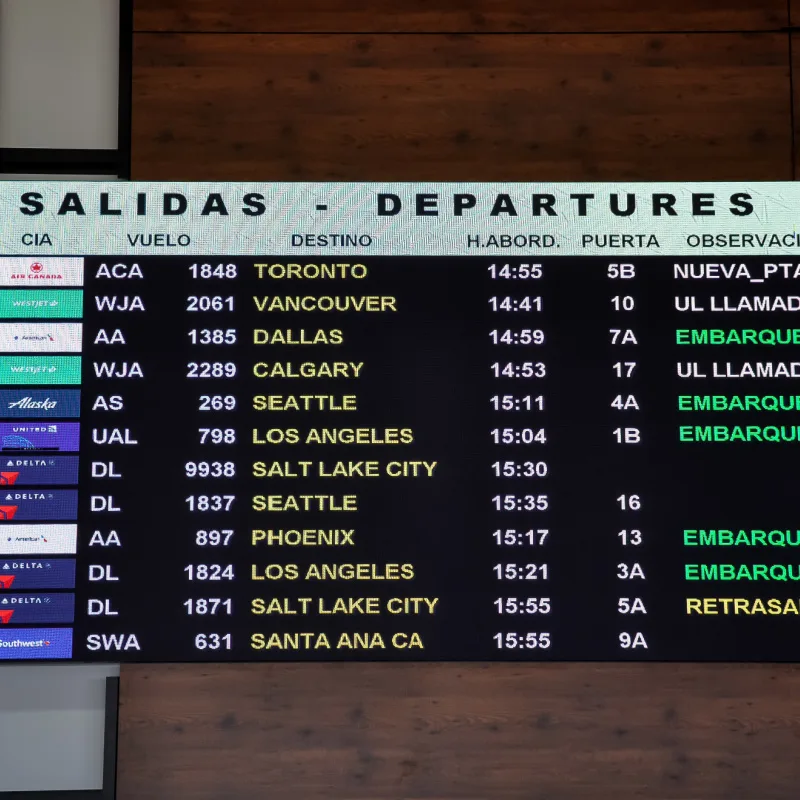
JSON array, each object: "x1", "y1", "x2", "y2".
[{"x1": 185, "y1": 461, "x2": 236, "y2": 478}]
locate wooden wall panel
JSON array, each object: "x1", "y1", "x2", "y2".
[
  {"x1": 126, "y1": 5, "x2": 800, "y2": 799},
  {"x1": 134, "y1": 0, "x2": 787, "y2": 33},
  {"x1": 131, "y1": 32, "x2": 791, "y2": 181},
  {"x1": 118, "y1": 663, "x2": 800, "y2": 800}
]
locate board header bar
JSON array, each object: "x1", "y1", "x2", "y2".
[{"x1": 0, "y1": 181, "x2": 797, "y2": 255}]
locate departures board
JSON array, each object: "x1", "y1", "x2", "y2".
[{"x1": 1, "y1": 181, "x2": 800, "y2": 662}]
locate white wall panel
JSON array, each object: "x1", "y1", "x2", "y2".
[{"x1": 0, "y1": 0, "x2": 119, "y2": 149}]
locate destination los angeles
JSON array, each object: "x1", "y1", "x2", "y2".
[{"x1": 14, "y1": 190, "x2": 756, "y2": 217}]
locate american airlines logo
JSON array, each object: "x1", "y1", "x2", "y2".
[{"x1": 7, "y1": 398, "x2": 57, "y2": 410}]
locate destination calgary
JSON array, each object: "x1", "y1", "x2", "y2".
[{"x1": 15, "y1": 190, "x2": 757, "y2": 217}]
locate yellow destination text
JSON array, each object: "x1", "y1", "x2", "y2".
[
  {"x1": 252, "y1": 460, "x2": 438, "y2": 478},
  {"x1": 253, "y1": 362, "x2": 363, "y2": 379},
  {"x1": 252, "y1": 427, "x2": 414, "y2": 445},
  {"x1": 251, "y1": 529, "x2": 355, "y2": 546},
  {"x1": 250, "y1": 632, "x2": 424, "y2": 650},
  {"x1": 253, "y1": 262, "x2": 368, "y2": 280},
  {"x1": 253, "y1": 395, "x2": 357, "y2": 412},
  {"x1": 254, "y1": 329, "x2": 343, "y2": 345},
  {"x1": 252, "y1": 494, "x2": 358, "y2": 512},
  {"x1": 253, "y1": 296, "x2": 396, "y2": 313},
  {"x1": 250, "y1": 563, "x2": 415, "y2": 581},
  {"x1": 250, "y1": 597, "x2": 439, "y2": 615}
]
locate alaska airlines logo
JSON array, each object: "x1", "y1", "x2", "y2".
[
  {"x1": 0, "y1": 473, "x2": 19, "y2": 485},
  {"x1": 7, "y1": 398, "x2": 57, "y2": 410},
  {"x1": 0, "y1": 610, "x2": 13, "y2": 623}
]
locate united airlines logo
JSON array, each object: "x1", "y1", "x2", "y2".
[{"x1": 2, "y1": 435, "x2": 34, "y2": 450}]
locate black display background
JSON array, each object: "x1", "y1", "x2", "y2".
[{"x1": 7, "y1": 254, "x2": 800, "y2": 662}]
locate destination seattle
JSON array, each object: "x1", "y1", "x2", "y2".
[{"x1": 3, "y1": 180, "x2": 800, "y2": 662}]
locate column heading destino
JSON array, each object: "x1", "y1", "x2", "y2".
[{"x1": 0, "y1": 181, "x2": 798, "y2": 255}]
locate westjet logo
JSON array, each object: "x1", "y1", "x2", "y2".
[{"x1": 9, "y1": 366, "x2": 57, "y2": 374}]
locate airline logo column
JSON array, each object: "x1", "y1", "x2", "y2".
[{"x1": 0, "y1": 258, "x2": 82, "y2": 659}]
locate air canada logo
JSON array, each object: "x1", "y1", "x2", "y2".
[
  {"x1": 0, "y1": 576, "x2": 14, "y2": 589},
  {"x1": 0, "y1": 473, "x2": 19, "y2": 485},
  {"x1": 8, "y1": 262, "x2": 63, "y2": 282},
  {"x1": 0, "y1": 506, "x2": 18, "y2": 520},
  {"x1": 0, "y1": 610, "x2": 12, "y2": 623}
]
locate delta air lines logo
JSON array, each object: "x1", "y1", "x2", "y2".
[
  {"x1": 0, "y1": 506, "x2": 17, "y2": 520},
  {"x1": 0, "y1": 576, "x2": 15, "y2": 589},
  {"x1": 0, "y1": 610, "x2": 12, "y2": 623},
  {"x1": 0, "y1": 473, "x2": 19, "y2": 485}
]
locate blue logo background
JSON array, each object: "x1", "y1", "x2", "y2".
[{"x1": 0, "y1": 390, "x2": 80, "y2": 418}]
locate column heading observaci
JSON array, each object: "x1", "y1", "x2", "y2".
[{"x1": 0, "y1": 181, "x2": 798, "y2": 256}]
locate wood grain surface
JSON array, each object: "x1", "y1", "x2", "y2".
[
  {"x1": 118, "y1": 663, "x2": 800, "y2": 800},
  {"x1": 134, "y1": 0, "x2": 787, "y2": 33},
  {"x1": 124, "y1": 5, "x2": 800, "y2": 799},
  {"x1": 131, "y1": 32, "x2": 792, "y2": 181}
]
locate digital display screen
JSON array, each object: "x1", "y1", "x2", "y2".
[{"x1": 0, "y1": 181, "x2": 799, "y2": 662}]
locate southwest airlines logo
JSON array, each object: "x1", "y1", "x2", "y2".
[
  {"x1": 0, "y1": 258, "x2": 83, "y2": 287},
  {"x1": 0, "y1": 627, "x2": 72, "y2": 659}
]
